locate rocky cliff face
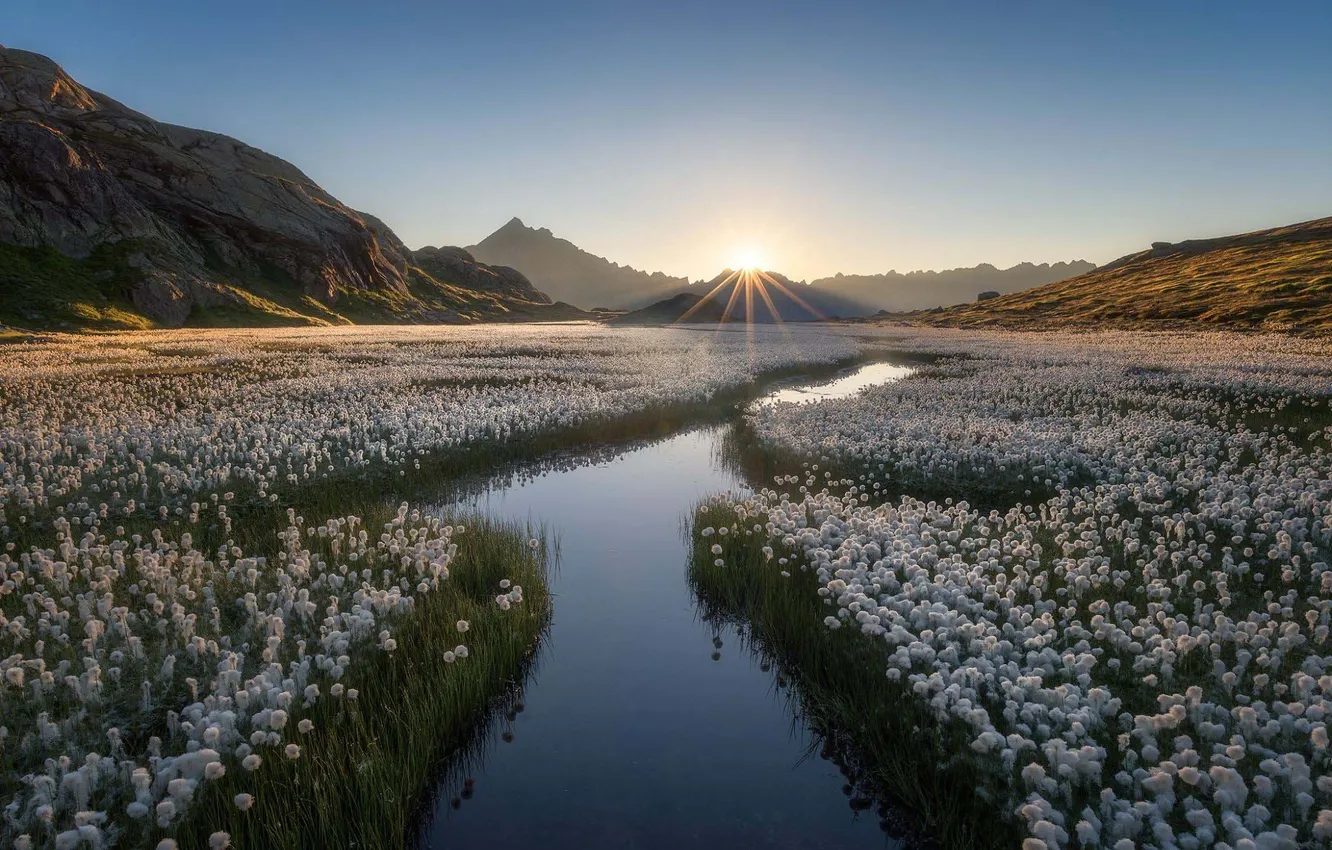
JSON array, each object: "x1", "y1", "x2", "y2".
[
  {"x1": 468, "y1": 217, "x2": 690, "y2": 310},
  {"x1": 411, "y1": 245, "x2": 550, "y2": 304},
  {"x1": 0, "y1": 47, "x2": 562, "y2": 328}
]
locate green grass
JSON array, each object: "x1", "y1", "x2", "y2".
[
  {"x1": 2, "y1": 353, "x2": 885, "y2": 850},
  {"x1": 0, "y1": 234, "x2": 569, "y2": 331},
  {"x1": 3, "y1": 354, "x2": 869, "y2": 550},
  {"x1": 719, "y1": 419, "x2": 1056, "y2": 516},
  {"x1": 0, "y1": 240, "x2": 153, "y2": 330},
  {"x1": 687, "y1": 502, "x2": 1020, "y2": 850},
  {"x1": 170, "y1": 514, "x2": 551, "y2": 850},
  {"x1": 0, "y1": 484, "x2": 552, "y2": 850},
  {"x1": 691, "y1": 376, "x2": 1332, "y2": 848}
]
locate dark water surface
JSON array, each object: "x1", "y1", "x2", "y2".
[{"x1": 419, "y1": 364, "x2": 907, "y2": 849}]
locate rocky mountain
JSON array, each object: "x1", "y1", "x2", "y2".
[
  {"x1": 807, "y1": 260, "x2": 1096, "y2": 313},
  {"x1": 603, "y1": 269, "x2": 873, "y2": 325},
  {"x1": 0, "y1": 46, "x2": 576, "y2": 329},
  {"x1": 469, "y1": 216, "x2": 1094, "y2": 316},
  {"x1": 607, "y1": 291, "x2": 728, "y2": 325},
  {"x1": 926, "y1": 216, "x2": 1332, "y2": 332},
  {"x1": 685, "y1": 269, "x2": 874, "y2": 322},
  {"x1": 468, "y1": 217, "x2": 690, "y2": 310}
]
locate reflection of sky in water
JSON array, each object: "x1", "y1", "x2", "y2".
[
  {"x1": 757, "y1": 362, "x2": 914, "y2": 407},
  {"x1": 420, "y1": 425, "x2": 899, "y2": 849}
]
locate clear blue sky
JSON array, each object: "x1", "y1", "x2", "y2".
[{"x1": 8, "y1": 1, "x2": 1331, "y2": 279}]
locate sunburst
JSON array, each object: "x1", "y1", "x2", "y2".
[
  {"x1": 730, "y1": 247, "x2": 767, "y2": 272},
  {"x1": 675, "y1": 266, "x2": 825, "y2": 326}
]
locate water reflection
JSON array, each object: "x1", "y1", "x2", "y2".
[
  {"x1": 755, "y1": 362, "x2": 914, "y2": 407},
  {"x1": 691, "y1": 609, "x2": 938, "y2": 850},
  {"x1": 416, "y1": 362, "x2": 912, "y2": 849}
]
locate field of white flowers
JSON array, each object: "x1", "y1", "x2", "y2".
[
  {"x1": 0, "y1": 324, "x2": 860, "y2": 849},
  {"x1": 0, "y1": 324, "x2": 858, "y2": 538},
  {"x1": 696, "y1": 329, "x2": 1332, "y2": 849}
]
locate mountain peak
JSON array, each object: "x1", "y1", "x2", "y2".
[
  {"x1": 0, "y1": 46, "x2": 576, "y2": 329},
  {"x1": 469, "y1": 219, "x2": 690, "y2": 310},
  {"x1": 0, "y1": 46, "x2": 102, "y2": 115}
]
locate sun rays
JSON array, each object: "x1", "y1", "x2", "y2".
[
  {"x1": 729, "y1": 247, "x2": 767, "y2": 272},
  {"x1": 675, "y1": 267, "x2": 827, "y2": 326}
]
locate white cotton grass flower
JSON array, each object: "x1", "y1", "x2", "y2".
[
  {"x1": 456, "y1": 620, "x2": 470, "y2": 633},
  {"x1": 242, "y1": 754, "x2": 263, "y2": 771},
  {"x1": 234, "y1": 793, "x2": 254, "y2": 811},
  {"x1": 155, "y1": 800, "x2": 176, "y2": 828},
  {"x1": 209, "y1": 832, "x2": 231, "y2": 849},
  {"x1": 5, "y1": 324, "x2": 1332, "y2": 845},
  {"x1": 298, "y1": 719, "x2": 314, "y2": 734},
  {"x1": 690, "y1": 326, "x2": 1332, "y2": 849},
  {"x1": 285, "y1": 744, "x2": 301, "y2": 760}
]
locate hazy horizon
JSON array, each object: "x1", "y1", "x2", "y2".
[{"x1": 9, "y1": 0, "x2": 1331, "y2": 280}]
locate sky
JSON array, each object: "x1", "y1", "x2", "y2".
[{"x1": 7, "y1": 1, "x2": 1332, "y2": 280}]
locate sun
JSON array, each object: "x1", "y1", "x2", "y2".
[{"x1": 729, "y1": 246, "x2": 767, "y2": 272}]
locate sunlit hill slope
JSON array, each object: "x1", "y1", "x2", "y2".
[
  {"x1": 0, "y1": 46, "x2": 579, "y2": 330},
  {"x1": 930, "y1": 216, "x2": 1332, "y2": 332}
]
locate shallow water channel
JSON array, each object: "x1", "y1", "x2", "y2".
[{"x1": 417, "y1": 362, "x2": 910, "y2": 849}]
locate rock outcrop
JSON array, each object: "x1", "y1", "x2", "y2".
[
  {"x1": 411, "y1": 245, "x2": 550, "y2": 303},
  {"x1": 0, "y1": 46, "x2": 566, "y2": 328}
]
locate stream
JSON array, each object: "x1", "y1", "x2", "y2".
[{"x1": 417, "y1": 361, "x2": 911, "y2": 849}]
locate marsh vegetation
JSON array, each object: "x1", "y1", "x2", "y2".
[{"x1": 4, "y1": 324, "x2": 1329, "y2": 849}]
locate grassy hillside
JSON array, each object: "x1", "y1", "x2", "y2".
[
  {"x1": 0, "y1": 241, "x2": 156, "y2": 330},
  {"x1": 0, "y1": 241, "x2": 585, "y2": 331},
  {"x1": 928, "y1": 216, "x2": 1332, "y2": 332}
]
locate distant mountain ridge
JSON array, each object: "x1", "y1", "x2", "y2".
[
  {"x1": 0, "y1": 46, "x2": 576, "y2": 329},
  {"x1": 688, "y1": 269, "x2": 873, "y2": 322},
  {"x1": 469, "y1": 217, "x2": 689, "y2": 310},
  {"x1": 926, "y1": 216, "x2": 1332, "y2": 332},
  {"x1": 808, "y1": 261, "x2": 1096, "y2": 313},
  {"x1": 602, "y1": 268, "x2": 878, "y2": 326},
  {"x1": 466, "y1": 217, "x2": 1093, "y2": 315}
]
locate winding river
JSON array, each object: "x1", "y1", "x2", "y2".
[{"x1": 417, "y1": 362, "x2": 911, "y2": 849}]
